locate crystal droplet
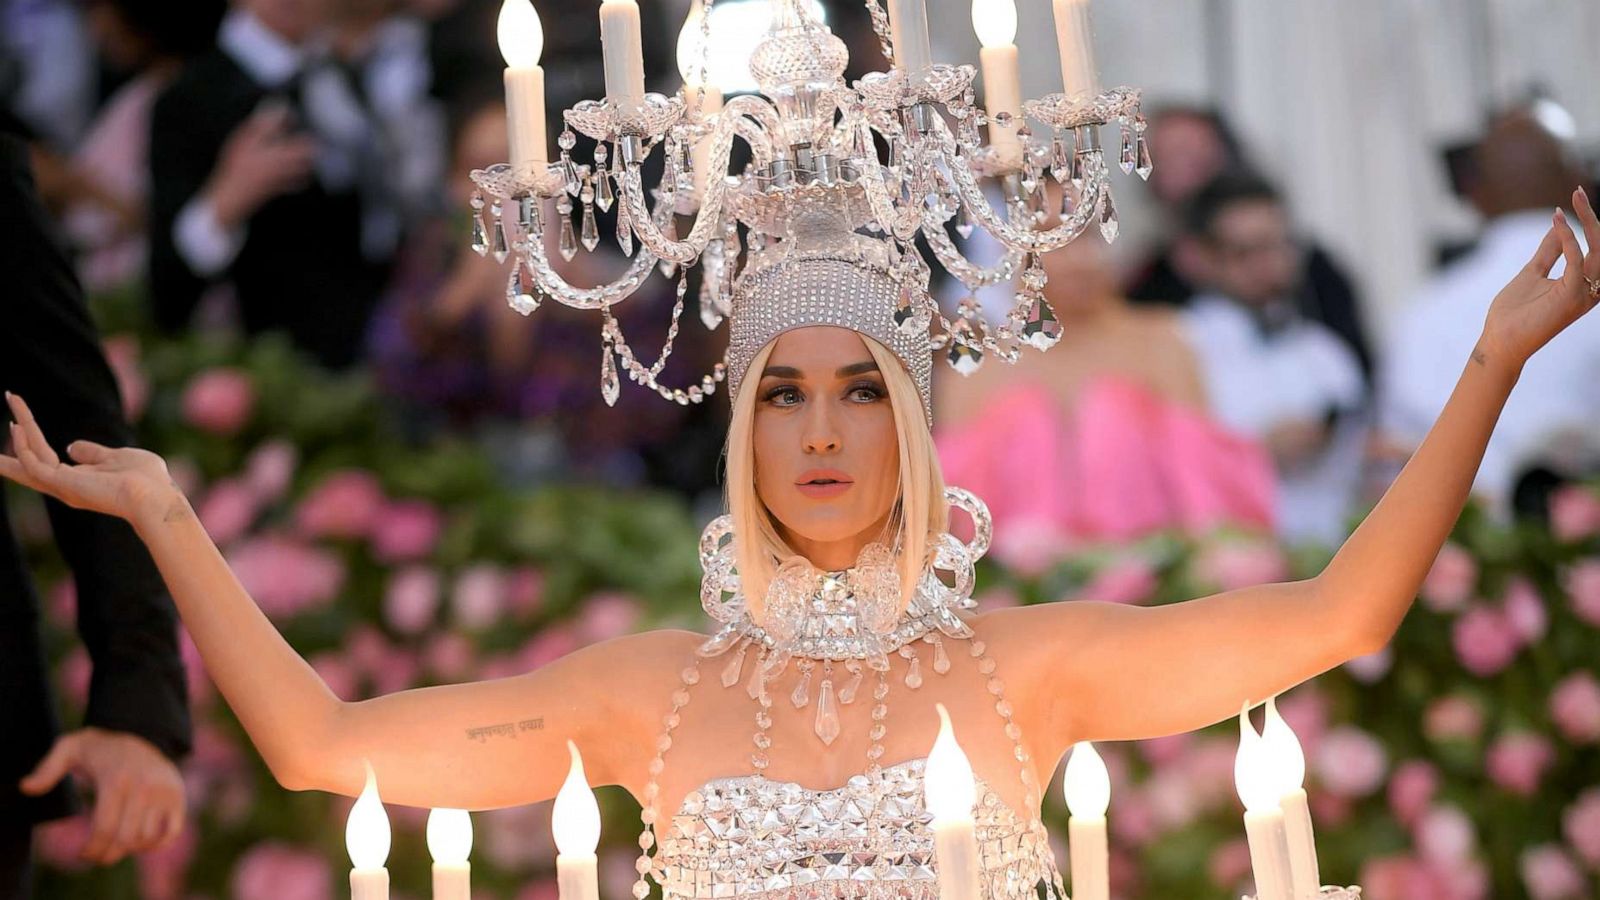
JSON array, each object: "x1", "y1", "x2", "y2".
[
  {"x1": 790, "y1": 666, "x2": 812, "y2": 708},
  {"x1": 1120, "y1": 129, "x2": 1137, "y2": 174},
  {"x1": 596, "y1": 170, "x2": 615, "y2": 211},
  {"x1": 904, "y1": 654, "x2": 923, "y2": 689},
  {"x1": 508, "y1": 264, "x2": 540, "y2": 315},
  {"x1": 892, "y1": 281, "x2": 925, "y2": 336},
  {"x1": 932, "y1": 638, "x2": 951, "y2": 674},
  {"x1": 946, "y1": 319, "x2": 984, "y2": 375},
  {"x1": 490, "y1": 214, "x2": 509, "y2": 264},
  {"x1": 1135, "y1": 134, "x2": 1153, "y2": 180},
  {"x1": 814, "y1": 679, "x2": 840, "y2": 745},
  {"x1": 1021, "y1": 295, "x2": 1063, "y2": 351},
  {"x1": 1050, "y1": 137, "x2": 1071, "y2": 183},
  {"x1": 745, "y1": 651, "x2": 767, "y2": 700},
  {"x1": 955, "y1": 203, "x2": 975, "y2": 240},
  {"x1": 559, "y1": 208, "x2": 578, "y2": 261},
  {"x1": 561, "y1": 155, "x2": 581, "y2": 196},
  {"x1": 600, "y1": 343, "x2": 620, "y2": 407},
  {"x1": 838, "y1": 667, "x2": 864, "y2": 704},
  {"x1": 658, "y1": 217, "x2": 678, "y2": 278},
  {"x1": 580, "y1": 202, "x2": 599, "y2": 252},
  {"x1": 1070, "y1": 151, "x2": 1086, "y2": 187},
  {"x1": 1099, "y1": 190, "x2": 1120, "y2": 243},
  {"x1": 720, "y1": 644, "x2": 747, "y2": 687},
  {"x1": 470, "y1": 212, "x2": 489, "y2": 256},
  {"x1": 699, "y1": 284, "x2": 723, "y2": 330},
  {"x1": 617, "y1": 215, "x2": 634, "y2": 256}
]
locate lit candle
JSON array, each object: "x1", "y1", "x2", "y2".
[
  {"x1": 552, "y1": 741, "x2": 601, "y2": 900},
  {"x1": 346, "y1": 762, "x2": 391, "y2": 900},
  {"x1": 925, "y1": 703, "x2": 981, "y2": 900},
  {"x1": 1235, "y1": 705, "x2": 1292, "y2": 900},
  {"x1": 887, "y1": 0, "x2": 933, "y2": 75},
  {"x1": 498, "y1": 0, "x2": 547, "y2": 173},
  {"x1": 1050, "y1": 0, "x2": 1100, "y2": 99},
  {"x1": 971, "y1": 0, "x2": 1022, "y2": 167},
  {"x1": 427, "y1": 808, "x2": 472, "y2": 900},
  {"x1": 1063, "y1": 742, "x2": 1109, "y2": 900},
  {"x1": 599, "y1": 0, "x2": 647, "y2": 114},
  {"x1": 676, "y1": 0, "x2": 724, "y2": 197},
  {"x1": 1263, "y1": 697, "x2": 1321, "y2": 900}
]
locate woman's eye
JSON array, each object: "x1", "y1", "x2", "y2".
[
  {"x1": 848, "y1": 384, "x2": 885, "y2": 402},
  {"x1": 765, "y1": 386, "x2": 802, "y2": 406}
]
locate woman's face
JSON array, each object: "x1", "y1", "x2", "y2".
[{"x1": 752, "y1": 327, "x2": 902, "y2": 552}]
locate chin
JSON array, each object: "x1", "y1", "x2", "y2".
[{"x1": 781, "y1": 511, "x2": 877, "y2": 545}]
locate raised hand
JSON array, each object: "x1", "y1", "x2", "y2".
[
  {"x1": 0, "y1": 392, "x2": 178, "y2": 526},
  {"x1": 1479, "y1": 187, "x2": 1600, "y2": 366}
]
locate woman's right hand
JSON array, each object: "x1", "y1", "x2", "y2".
[{"x1": 1, "y1": 392, "x2": 180, "y2": 527}]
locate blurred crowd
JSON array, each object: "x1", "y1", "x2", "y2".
[{"x1": 4, "y1": 0, "x2": 1600, "y2": 549}]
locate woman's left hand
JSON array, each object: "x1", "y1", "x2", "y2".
[{"x1": 1479, "y1": 187, "x2": 1600, "y2": 367}]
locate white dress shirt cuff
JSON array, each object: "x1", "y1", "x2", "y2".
[{"x1": 174, "y1": 196, "x2": 246, "y2": 277}]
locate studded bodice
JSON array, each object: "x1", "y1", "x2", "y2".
[{"x1": 654, "y1": 757, "x2": 1064, "y2": 899}]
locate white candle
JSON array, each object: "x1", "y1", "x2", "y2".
[
  {"x1": 1236, "y1": 706, "x2": 1292, "y2": 900},
  {"x1": 346, "y1": 762, "x2": 391, "y2": 900},
  {"x1": 887, "y1": 0, "x2": 933, "y2": 75},
  {"x1": 599, "y1": 0, "x2": 646, "y2": 113},
  {"x1": 676, "y1": 0, "x2": 724, "y2": 197},
  {"x1": 552, "y1": 741, "x2": 601, "y2": 900},
  {"x1": 1063, "y1": 742, "x2": 1110, "y2": 900},
  {"x1": 498, "y1": 0, "x2": 547, "y2": 172},
  {"x1": 1263, "y1": 697, "x2": 1322, "y2": 900},
  {"x1": 971, "y1": 0, "x2": 1022, "y2": 167},
  {"x1": 1050, "y1": 0, "x2": 1100, "y2": 99},
  {"x1": 925, "y1": 704, "x2": 981, "y2": 900},
  {"x1": 427, "y1": 808, "x2": 473, "y2": 900}
]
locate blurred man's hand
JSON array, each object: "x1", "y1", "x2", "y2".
[
  {"x1": 204, "y1": 103, "x2": 317, "y2": 229},
  {"x1": 18, "y1": 727, "x2": 186, "y2": 864}
]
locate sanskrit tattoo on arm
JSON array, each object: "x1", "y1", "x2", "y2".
[{"x1": 464, "y1": 717, "x2": 545, "y2": 743}]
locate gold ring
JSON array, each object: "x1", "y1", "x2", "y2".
[{"x1": 1588, "y1": 275, "x2": 1600, "y2": 299}]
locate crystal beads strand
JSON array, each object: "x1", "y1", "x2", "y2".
[
  {"x1": 632, "y1": 658, "x2": 702, "y2": 900},
  {"x1": 866, "y1": 669, "x2": 890, "y2": 776}
]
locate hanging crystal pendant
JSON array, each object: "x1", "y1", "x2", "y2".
[
  {"x1": 595, "y1": 169, "x2": 615, "y2": 212},
  {"x1": 600, "y1": 341, "x2": 620, "y2": 407},
  {"x1": 790, "y1": 664, "x2": 812, "y2": 708},
  {"x1": 931, "y1": 637, "x2": 951, "y2": 675},
  {"x1": 617, "y1": 213, "x2": 634, "y2": 257},
  {"x1": 470, "y1": 211, "x2": 488, "y2": 256},
  {"x1": 489, "y1": 203, "x2": 509, "y2": 263},
  {"x1": 1120, "y1": 128, "x2": 1137, "y2": 174},
  {"x1": 699, "y1": 283, "x2": 723, "y2": 330},
  {"x1": 1135, "y1": 133, "x2": 1153, "y2": 180},
  {"x1": 1050, "y1": 136, "x2": 1071, "y2": 183},
  {"x1": 814, "y1": 677, "x2": 840, "y2": 745},
  {"x1": 1070, "y1": 150, "x2": 1086, "y2": 188},
  {"x1": 720, "y1": 642, "x2": 748, "y2": 687},
  {"x1": 558, "y1": 210, "x2": 578, "y2": 261},
  {"x1": 838, "y1": 662, "x2": 864, "y2": 704},
  {"x1": 561, "y1": 157, "x2": 581, "y2": 197},
  {"x1": 946, "y1": 318, "x2": 984, "y2": 375},
  {"x1": 580, "y1": 202, "x2": 599, "y2": 252},
  {"x1": 1099, "y1": 190, "x2": 1120, "y2": 243},
  {"x1": 892, "y1": 281, "x2": 926, "y2": 336},
  {"x1": 955, "y1": 203, "x2": 975, "y2": 240},
  {"x1": 1021, "y1": 295, "x2": 1063, "y2": 350},
  {"x1": 904, "y1": 653, "x2": 923, "y2": 689},
  {"x1": 508, "y1": 263, "x2": 540, "y2": 315},
  {"x1": 658, "y1": 215, "x2": 677, "y2": 279}
]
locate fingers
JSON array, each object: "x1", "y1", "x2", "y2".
[
  {"x1": 19, "y1": 733, "x2": 79, "y2": 796},
  {"x1": 0, "y1": 452, "x2": 40, "y2": 492},
  {"x1": 1554, "y1": 208, "x2": 1584, "y2": 291},
  {"x1": 1576, "y1": 187, "x2": 1600, "y2": 278},
  {"x1": 66, "y1": 440, "x2": 113, "y2": 465},
  {"x1": 82, "y1": 777, "x2": 130, "y2": 864},
  {"x1": 159, "y1": 802, "x2": 184, "y2": 846},
  {"x1": 1527, "y1": 222, "x2": 1563, "y2": 276}
]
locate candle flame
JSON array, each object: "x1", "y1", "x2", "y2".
[
  {"x1": 427, "y1": 808, "x2": 473, "y2": 866},
  {"x1": 497, "y1": 0, "x2": 544, "y2": 68},
  {"x1": 924, "y1": 703, "x2": 977, "y2": 821},
  {"x1": 552, "y1": 740, "x2": 601, "y2": 855},
  {"x1": 1261, "y1": 695, "x2": 1307, "y2": 793},
  {"x1": 1234, "y1": 702, "x2": 1279, "y2": 813},
  {"x1": 1062, "y1": 741, "x2": 1110, "y2": 818},
  {"x1": 971, "y1": 0, "x2": 1017, "y2": 48},
  {"x1": 345, "y1": 761, "x2": 392, "y2": 869}
]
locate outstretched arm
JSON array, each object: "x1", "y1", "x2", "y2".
[
  {"x1": 998, "y1": 191, "x2": 1600, "y2": 755},
  {"x1": 2, "y1": 392, "x2": 688, "y2": 810}
]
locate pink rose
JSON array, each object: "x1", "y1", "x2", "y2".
[
  {"x1": 515, "y1": 880, "x2": 560, "y2": 900},
  {"x1": 230, "y1": 842, "x2": 333, "y2": 900},
  {"x1": 1520, "y1": 844, "x2": 1586, "y2": 900},
  {"x1": 181, "y1": 367, "x2": 255, "y2": 435},
  {"x1": 1414, "y1": 804, "x2": 1476, "y2": 864},
  {"x1": 1276, "y1": 687, "x2": 1331, "y2": 756},
  {"x1": 371, "y1": 499, "x2": 443, "y2": 562},
  {"x1": 1561, "y1": 787, "x2": 1600, "y2": 869},
  {"x1": 576, "y1": 592, "x2": 643, "y2": 643},
  {"x1": 309, "y1": 652, "x2": 360, "y2": 700},
  {"x1": 1194, "y1": 539, "x2": 1290, "y2": 591},
  {"x1": 1451, "y1": 604, "x2": 1519, "y2": 677},
  {"x1": 480, "y1": 800, "x2": 555, "y2": 868},
  {"x1": 1502, "y1": 577, "x2": 1548, "y2": 645},
  {"x1": 384, "y1": 566, "x2": 441, "y2": 635},
  {"x1": 369, "y1": 644, "x2": 421, "y2": 695},
  {"x1": 196, "y1": 478, "x2": 261, "y2": 546},
  {"x1": 1564, "y1": 559, "x2": 1600, "y2": 627},
  {"x1": 974, "y1": 586, "x2": 1020, "y2": 612},
  {"x1": 179, "y1": 630, "x2": 215, "y2": 711},
  {"x1": 244, "y1": 439, "x2": 299, "y2": 503},
  {"x1": 1108, "y1": 788, "x2": 1158, "y2": 846},
  {"x1": 451, "y1": 564, "x2": 507, "y2": 630},
  {"x1": 1420, "y1": 543, "x2": 1477, "y2": 612},
  {"x1": 1550, "y1": 671, "x2": 1600, "y2": 744},
  {"x1": 507, "y1": 566, "x2": 546, "y2": 618},
  {"x1": 295, "y1": 470, "x2": 385, "y2": 539},
  {"x1": 1208, "y1": 838, "x2": 1253, "y2": 891},
  {"x1": 991, "y1": 516, "x2": 1068, "y2": 576},
  {"x1": 1423, "y1": 694, "x2": 1485, "y2": 743},
  {"x1": 345, "y1": 625, "x2": 391, "y2": 676},
  {"x1": 1138, "y1": 732, "x2": 1193, "y2": 767},
  {"x1": 135, "y1": 811, "x2": 196, "y2": 899},
  {"x1": 102, "y1": 334, "x2": 148, "y2": 422},
  {"x1": 1360, "y1": 854, "x2": 1423, "y2": 900},
  {"x1": 1487, "y1": 732, "x2": 1555, "y2": 797},
  {"x1": 1551, "y1": 484, "x2": 1600, "y2": 543},
  {"x1": 518, "y1": 624, "x2": 582, "y2": 671},
  {"x1": 1079, "y1": 555, "x2": 1158, "y2": 604},
  {"x1": 228, "y1": 536, "x2": 346, "y2": 619},
  {"x1": 1343, "y1": 646, "x2": 1393, "y2": 684},
  {"x1": 1387, "y1": 759, "x2": 1439, "y2": 827},
  {"x1": 1313, "y1": 726, "x2": 1388, "y2": 798},
  {"x1": 423, "y1": 632, "x2": 475, "y2": 681}
]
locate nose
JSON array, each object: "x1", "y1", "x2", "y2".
[{"x1": 802, "y1": 402, "x2": 841, "y2": 455}]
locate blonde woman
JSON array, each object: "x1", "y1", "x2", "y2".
[{"x1": 3, "y1": 190, "x2": 1599, "y2": 897}]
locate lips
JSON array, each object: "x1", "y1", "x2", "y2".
[{"x1": 796, "y1": 469, "x2": 854, "y2": 498}]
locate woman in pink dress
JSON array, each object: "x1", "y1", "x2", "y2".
[{"x1": 936, "y1": 229, "x2": 1277, "y2": 562}]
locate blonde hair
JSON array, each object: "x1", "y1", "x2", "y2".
[{"x1": 726, "y1": 336, "x2": 948, "y2": 623}]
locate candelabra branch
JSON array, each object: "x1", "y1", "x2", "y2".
[{"x1": 923, "y1": 223, "x2": 1023, "y2": 289}]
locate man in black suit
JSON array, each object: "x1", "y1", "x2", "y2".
[
  {"x1": 148, "y1": 0, "x2": 389, "y2": 370},
  {"x1": 1, "y1": 112, "x2": 191, "y2": 897}
]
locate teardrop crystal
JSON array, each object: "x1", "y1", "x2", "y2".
[
  {"x1": 559, "y1": 209, "x2": 578, "y2": 261},
  {"x1": 595, "y1": 170, "x2": 615, "y2": 211},
  {"x1": 1050, "y1": 137, "x2": 1071, "y2": 183},
  {"x1": 790, "y1": 667, "x2": 812, "y2": 708},
  {"x1": 490, "y1": 213, "x2": 509, "y2": 264},
  {"x1": 945, "y1": 319, "x2": 984, "y2": 375},
  {"x1": 580, "y1": 202, "x2": 599, "y2": 251},
  {"x1": 904, "y1": 654, "x2": 923, "y2": 689},
  {"x1": 601, "y1": 343, "x2": 620, "y2": 407},
  {"x1": 838, "y1": 667, "x2": 864, "y2": 704},
  {"x1": 470, "y1": 212, "x2": 489, "y2": 256},
  {"x1": 1099, "y1": 190, "x2": 1120, "y2": 243},
  {"x1": 1021, "y1": 295, "x2": 1063, "y2": 351},
  {"x1": 892, "y1": 282, "x2": 925, "y2": 336},
  {"x1": 699, "y1": 285, "x2": 723, "y2": 330},
  {"x1": 1120, "y1": 129, "x2": 1137, "y2": 174},
  {"x1": 617, "y1": 215, "x2": 634, "y2": 256},
  {"x1": 745, "y1": 651, "x2": 767, "y2": 700},
  {"x1": 508, "y1": 264, "x2": 540, "y2": 315},
  {"x1": 955, "y1": 204, "x2": 975, "y2": 240},
  {"x1": 720, "y1": 644, "x2": 747, "y2": 687},
  {"x1": 1135, "y1": 134, "x2": 1153, "y2": 180},
  {"x1": 814, "y1": 679, "x2": 841, "y2": 745},
  {"x1": 932, "y1": 638, "x2": 951, "y2": 675}
]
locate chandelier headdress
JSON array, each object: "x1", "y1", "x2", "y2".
[{"x1": 470, "y1": 0, "x2": 1150, "y2": 415}]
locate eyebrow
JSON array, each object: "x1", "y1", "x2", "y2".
[{"x1": 760, "y1": 360, "x2": 881, "y2": 379}]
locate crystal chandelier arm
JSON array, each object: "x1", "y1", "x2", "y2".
[
  {"x1": 930, "y1": 118, "x2": 1106, "y2": 253},
  {"x1": 922, "y1": 223, "x2": 1023, "y2": 289},
  {"x1": 847, "y1": 114, "x2": 925, "y2": 243},
  {"x1": 521, "y1": 209, "x2": 663, "y2": 310}
]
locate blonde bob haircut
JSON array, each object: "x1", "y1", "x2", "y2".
[{"x1": 725, "y1": 334, "x2": 949, "y2": 624}]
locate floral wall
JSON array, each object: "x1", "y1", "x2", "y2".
[{"x1": 15, "y1": 306, "x2": 1600, "y2": 899}]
